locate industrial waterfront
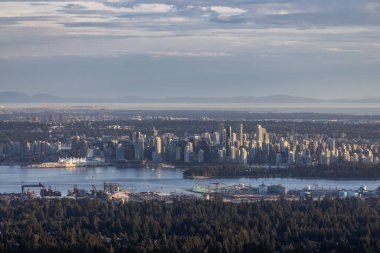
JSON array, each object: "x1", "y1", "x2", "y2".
[{"x1": 2, "y1": 165, "x2": 380, "y2": 197}]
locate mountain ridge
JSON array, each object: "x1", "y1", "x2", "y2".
[{"x1": 0, "y1": 92, "x2": 378, "y2": 103}]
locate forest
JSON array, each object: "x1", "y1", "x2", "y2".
[
  {"x1": 1, "y1": 198, "x2": 380, "y2": 252},
  {"x1": 184, "y1": 163, "x2": 380, "y2": 179}
]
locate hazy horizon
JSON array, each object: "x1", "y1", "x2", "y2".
[
  {"x1": 2, "y1": 91, "x2": 380, "y2": 100},
  {"x1": 2, "y1": 102, "x2": 380, "y2": 115},
  {"x1": 0, "y1": 0, "x2": 380, "y2": 99}
]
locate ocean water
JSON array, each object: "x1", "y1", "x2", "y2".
[{"x1": 1, "y1": 166, "x2": 379, "y2": 195}]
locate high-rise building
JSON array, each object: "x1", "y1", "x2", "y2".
[
  {"x1": 288, "y1": 150, "x2": 295, "y2": 164},
  {"x1": 134, "y1": 138, "x2": 144, "y2": 160},
  {"x1": 184, "y1": 145, "x2": 191, "y2": 163},
  {"x1": 255, "y1": 125, "x2": 264, "y2": 143},
  {"x1": 232, "y1": 133, "x2": 237, "y2": 142},
  {"x1": 175, "y1": 146, "x2": 182, "y2": 161},
  {"x1": 193, "y1": 135, "x2": 201, "y2": 150},
  {"x1": 153, "y1": 127, "x2": 158, "y2": 137},
  {"x1": 320, "y1": 149, "x2": 331, "y2": 166},
  {"x1": 155, "y1": 136, "x2": 161, "y2": 154},
  {"x1": 226, "y1": 126, "x2": 232, "y2": 141},
  {"x1": 240, "y1": 148, "x2": 247, "y2": 165},
  {"x1": 133, "y1": 131, "x2": 142, "y2": 142},
  {"x1": 198, "y1": 149, "x2": 204, "y2": 163},
  {"x1": 238, "y1": 123, "x2": 243, "y2": 144},
  {"x1": 230, "y1": 146, "x2": 237, "y2": 161},
  {"x1": 48, "y1": 114, "x2": 55, "y2": 123},
  {"x1": 218, "y1": 122, "x2": 224, "y2": 131},
  {"x1": 264, "y1": 132, "x2": 270, "y2": 144},
  {"x1": 116, "y1": 144, "x2": 125, "y2": 160},
  {"x1": 218, "y1": 148, "x2": 226, "y2": 162},
  {"x1": 212, "y1": 132, "x2": 220, "y2": 145}
]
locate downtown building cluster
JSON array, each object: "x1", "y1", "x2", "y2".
[{"x1": 1, "y1": 123, "x2": 379, "y2": 167}]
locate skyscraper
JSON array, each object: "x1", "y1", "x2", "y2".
[
  {"x1": 226, "y1": 125, "x2": 232, "y2": 141},
  {"x1": 218, "y1": 122, "x2": 226, "y2": 145},
  {"x1": 134, "y1": 138, "x2": 144, "y2": 160},
  {"x1": 218, "y1": 122, "x2": 224, "y2": 136},
  {"x1": 184, "y1": 144, "x2": 191, "y2": 163},
  {"x1": 230, "y1": 146, "x2": 237, "y2": 161},
  {"x1": 240, "y1": 148, "x2": 247, "y2": 165},
  {"x1": 155, "y1": 136, "x2": 162, "y2": 154},
  {"x1": 238, "y1": 123, "x2": 243, "y2": 144},
  {"x1": 198, "y1": 149, "x2": 204, "y2": 163},
  {"x1": 255, "y1": 125, "x2": 265, "y2": 143}
]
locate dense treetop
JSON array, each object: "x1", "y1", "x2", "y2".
[{"x1": 1, "y1": 198, "x2": 380, "y2": 252}]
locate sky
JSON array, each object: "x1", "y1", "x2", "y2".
[{"x1": 0, "y1": 0, "x2": 379, "y2": 99}]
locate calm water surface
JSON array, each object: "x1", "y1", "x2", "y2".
[{"x1": 1, "y1": 166, "x2": 380, "y2": 195}]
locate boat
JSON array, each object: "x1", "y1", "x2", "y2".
[
  {"x1": 192, "y1": 176, "x2": 211, "y2": 180},
  {"x1": 67, "y1": 185, "x2": 89, "y2": 197},
  {"x1": 40, "y1": 186, "x2": 61, "y2": 197},
  {"x1": 189, "y1": 184, "x2": 212, "y2": 194},
  {"x1": 158, "y1": 163, "x2": 175, "y2": 169},
  {"x1": 149, "y1": 163, "x2": 176, "y2": 169}
]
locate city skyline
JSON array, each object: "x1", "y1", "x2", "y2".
[{"x1": 0, "y1": 0, "x2": 380, "y2": 99}]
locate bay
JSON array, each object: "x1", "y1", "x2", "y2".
[{"x1": 1, "y1": 166, "x2": 380, "y2": 195}]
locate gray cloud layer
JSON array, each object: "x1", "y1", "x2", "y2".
[{"x1": 0, "y1": 0, "x2": 379, "y2": 98}]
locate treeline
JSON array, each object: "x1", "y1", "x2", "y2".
[
  {"x1": 184, "y1": 163, "x2": 380, "y2": 179},
  {"x1": 1, "y1": 198, "x2": 380, "y2": 252},
  {"x1": 290, "y1": 163, "x2": 380, "y2": 179}
]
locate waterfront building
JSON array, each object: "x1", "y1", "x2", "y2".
[
  {"x1": 175, "y1": 146, "x2": 182, "y2": 161},
  {"x1": 259, "y1": 183, "x2": 268, "y2": 194},
  {"x1": 268, "y1": 184, "x2": 287, "y2": 195},
  {"x1": 134, "y1": 138, "x2": 144, "y2": 160},
  {"x1": 184, "y1": 144, "x2": 191, "y2": 163},
  {"x1": 115, "y1": 145, "x2": 125, "y2": 160}
]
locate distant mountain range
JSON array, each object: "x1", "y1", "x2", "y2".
[{"x1": 0, "y1": 91, "x2": 379, "y2": 103}]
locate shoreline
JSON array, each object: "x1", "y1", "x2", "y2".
[
  {"x1": 185, "y1": 175, "x2": 380, "y2": 180},
  {"x1": 2, "y1": 163, "x2": 380, "y2": 181}
]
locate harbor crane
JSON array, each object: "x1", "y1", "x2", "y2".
[{"x1": 21, "y1": 182, "x2": 44, "y2": 194}]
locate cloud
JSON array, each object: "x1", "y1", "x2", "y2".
[
  {"x1": 0, "y1": 0, "x2": 380, "y2": 99},
  {"x1": 59, "y1": 2, "x2": 175, "y2": 14},
  {"x1": 151, "y1": 51, "x2": 232, "y2": 58},
  {"x1": 208, "y1": 6, "x2": 247, "y2": 18},
  {"x1": 0, "y1": 0, "x2": 379, "y2": 58}
]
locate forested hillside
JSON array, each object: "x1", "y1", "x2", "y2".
[{"x1": 0, "y1": 198, "x2": 380, "y2": 252}]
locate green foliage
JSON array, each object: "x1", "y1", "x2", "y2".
[
  {"x1": 184, "y1": 163, "x2": 380, "y2": 179},
  {"x1": 1, "y1": 198, "x2": 380, "y2": 252}
]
